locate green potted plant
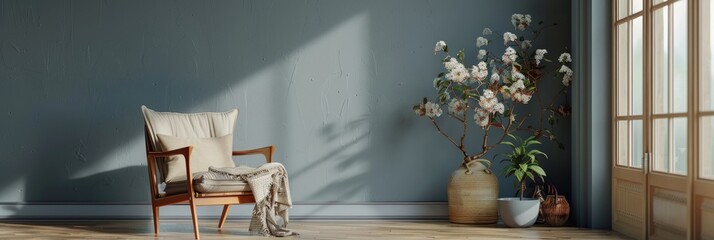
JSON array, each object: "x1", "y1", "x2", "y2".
[
  {"x1": 413, "y1": 13, "x2": 572, "y2": 224},
  {"x1": 498, "y1": 134, "x2": 547, "y2": 227}
]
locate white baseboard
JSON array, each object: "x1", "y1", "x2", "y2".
[{"x1": 0, "y1": 202, "x2": 448, "y2": 219}]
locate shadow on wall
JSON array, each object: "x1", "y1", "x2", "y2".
[
  {"x1": 0, "y1": 0, "x2": 375, "y2": 214},
  {"x1": 305, "y1": 118, "x2": 372, "y2": 206},
  {"x1": 0, "y1": 0, "x2": 572, "y2": 220}
]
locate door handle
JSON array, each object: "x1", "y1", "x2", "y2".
[{"x1": 643, "y1": 153, "x2": 650, "y2": 174}]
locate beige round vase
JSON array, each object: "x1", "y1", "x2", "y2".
[{"x1": 447, "y1": 159, "x2": 499, "y2": 224}]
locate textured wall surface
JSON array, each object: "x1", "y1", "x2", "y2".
[
  {"x1": 571, "y1": 0, "x2": 612, "y2": 228},
  {"x1": 0, "y1": 0, "x2": 571, "y2": 211}
]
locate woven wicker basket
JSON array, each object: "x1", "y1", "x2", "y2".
[
  {"x1": 447, "y1": 159, "x2": 498, "y2": 224},
  {"x1": 540, "y1": 184, "x2": 570, "y2": 227},
  {"x1": 533, "y1": 183, "x2": 570, "y2": 227}
]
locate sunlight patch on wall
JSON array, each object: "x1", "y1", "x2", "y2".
[{"x1": 67, "y1": 12, "x2": 374, "y2": 203}]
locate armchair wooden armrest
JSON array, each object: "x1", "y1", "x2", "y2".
[
  {"x1": 232, "y1": 145, "x2": 274, "y2": 163},
  {"x1": 146, "y1": 146, "x2": 195, "y2": 199},
  {"x1": 148, "y1": 146, "x2": 194, "y2": 158}
]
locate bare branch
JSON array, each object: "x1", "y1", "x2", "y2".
[{"x1": 429, "y1": 117, "x2": 467, "y2": 157}]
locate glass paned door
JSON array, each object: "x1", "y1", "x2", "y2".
[
  {"x1": 647, "y1": 1, "x2": 690, "y2": 239},
  {"x1": 612, "y1": 1, "x2": 647, "y2": 239},
  {"x1": 613, "y1": 0, "x2": 694, "y2": 239},
  {"x1": 651, "y1": 1, "x2": 688, "y2": 176},
  {"x1": 699, "y1": 0, "x2": 714, "y2": 180},
  {"x1": 615, "y1": 7, "x2": 645, "y2": 170},
  {"x1": 696, "y1": 1, "x2": 714, "y2": 238}
]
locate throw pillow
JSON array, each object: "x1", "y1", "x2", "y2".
[{"x1": 157, "y1": 134, "x2": 235, "y2": 182}]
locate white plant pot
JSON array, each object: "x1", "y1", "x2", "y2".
[{"x1": 498, "y1": 197, "x2": 540, "y2": 228}]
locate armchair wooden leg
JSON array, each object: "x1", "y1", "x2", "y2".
[
  {"x1": 152, "y1": 206, "x2": 160, "y2": 235},
  {"x1": 218, "y1": 205, "x2": 231, "y2": 229},
  {"x1": 189, "y1": 199, "x2": 200, "y2": 239}
]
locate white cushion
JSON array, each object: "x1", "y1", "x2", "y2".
[
  {"x1": 142, "y1": 106, "x2": 239, "y2": 182},
  {"x1": 157, "y1": 134, "x2": 236, "y2": 183},
  {"x1": 162, "y1": 171, "x2": 251, "y2": 196}
]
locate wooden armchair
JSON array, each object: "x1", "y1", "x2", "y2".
[{"x1": 142, "y1": 106, "x2": 273, "y2": 239}]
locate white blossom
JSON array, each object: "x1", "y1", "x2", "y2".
[
  {"x1": 559, "y1": 65, "x2": 573, "y2": 76},
  {"x1": 448, "y1": 99, "x2": 467, "y2": 114},
  {"x1": 509, "y1": 113, "x2": 516, "y2": 123},
  {"x1": 513, "y1": 92, "x2": 524, "y2": 103},
  {"x1": 414, "y1": 103, "x2": 426, "y2": 116},
  {"x1": 444, "y1": 57, "x2": 462, "y2": 71},
  {"x1": 558, "y1": 52, "x2": 572, "y2": 63},
  {"x1": 482, "y1": 28, "x2": 492, "y2": 35},
  {"x1": 508, "y1": 79, "x2": 532, "y2": 104},
  {"x1": 468, "y1": 67, "x2": 478, "y2": 82},
  {"x1": 446, "y1": 65, "x2": 470, "y2": 83},
  {"x1": 471, "y1": 61, "x2": 489, "y2": 82},
  {"x1": 511, "y1": 14, "x2": 532, "y2": 31},
  {"x1": 512, "y1": 92, "x2": 532, "y2": 104},
  {"x1": 523, "y1": 94, "x2": 532, "y2": 103},
  {"x1": 503, "y1": 32, "x2": 518, "y2": 45},
  {"x1": 562, "y1": 76, "x2": 572, "y2": 86},
  {"x1": 425, "y1": 102, "x2": 442, "y2": 118},
  {"x1": 482, "y1": 89, "x2": 495, "y2": 99},
  {"x1": 479, "y1": 96, "x2": 498, "y2": 113},
  {"x1": 521, "y1": 40, "x2": 532, "y2": 49},
  {"x1": 478, "y1": 49, "x2": 487, "y2": 60},
  {"x1": 434, "y1": 41, "x2": 447, "y2": 54},
  {"x1": 559, "y1": 65, "x2": 574, "y2": 86},
  {"x1": 490, "y1": 72, "x2": 500, "y2": 83},
  {"x1": 494, "y1": 103, "x2": 505, "y2": 114},
  {"x1": 474, "y1": 108, "x2": 490, "y2": 127},
  {"x1": 476, "y1": 37, "x2": 489, "y2": 48},
  {"x1": 478, "y1": 89, "x2": 504, "y2": 115},
  {"x1": 509, "y1": 79, "x2": 526, "y2": 94},
  {"x1": 511, "y1": 69, "x2": 525, "y2": 82},
  {"x1": 534, "y1": 49, "x2": 548, "y2": 66},
  {"x1": 510, "y1": 15, "x2": 521, "y2": 28},
  {"x1": 559, "y1": 65, "x2": 572, "y2": 73},
  {"x1": 507, "y1": 79, "x2": 531, "y2": 104},
  {"x1": 501, "y1": 47, "x2": 518, "y2": 64}
]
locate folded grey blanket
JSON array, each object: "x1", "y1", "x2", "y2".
[{"x1": 208, "y1": 163, "x2": 297, "y2": 237}]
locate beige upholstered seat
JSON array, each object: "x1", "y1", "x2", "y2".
[
  {"x1": 141, "y1": 106, "x2": 274, "y2": 239},
  {"x1": 162, "y1": 171, "x2": 251, "y2": 196}
]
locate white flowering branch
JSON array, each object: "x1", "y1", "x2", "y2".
[{"x1": 415, "y1": 13, "x2": 573, "y2": 165}]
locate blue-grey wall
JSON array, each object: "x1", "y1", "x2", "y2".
[
  {"x1": 0, "y1": 0, "x2": 570, "y2": 217},
  {"x1": 571, "y1": 0, "x2": 612, "y2": 229}
]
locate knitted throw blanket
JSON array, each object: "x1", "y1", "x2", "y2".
[{"x1": 208, "y1": 163, "x2": 296, "y2": 237}]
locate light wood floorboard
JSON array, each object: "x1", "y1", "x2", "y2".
[{"x1": 0, "y1": 220, "x2": 630, "y2": 239}]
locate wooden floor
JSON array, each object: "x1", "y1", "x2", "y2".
[{"x1": 0, "y1": 219, "x2": 629, "y2": 239}]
